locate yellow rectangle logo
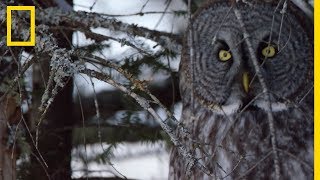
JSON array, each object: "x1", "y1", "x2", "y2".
[{"x1": 7, "y1": 6, "x2": 35, "y2": 46}]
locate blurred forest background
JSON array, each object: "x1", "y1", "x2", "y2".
[{"x1": 0, "y1": 0, "x2": 313, "y2": 180}]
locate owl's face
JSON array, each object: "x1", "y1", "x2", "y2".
[{"x1": 181, "y1": 1, "x2": 313, "y2": 113}]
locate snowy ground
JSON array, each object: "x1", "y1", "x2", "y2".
[{"x1": 71, "y1": 141, "x2": 170, "y2": 179}]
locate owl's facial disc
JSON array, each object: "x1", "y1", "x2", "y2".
[
  {"x1": 240, "y1": 40, "x2": 279, "y2": 94},
  {"x1": 180, "y1": 2, "x2": 313, "y2": 115}
]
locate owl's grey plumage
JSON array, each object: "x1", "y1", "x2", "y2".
[{"x1": 169, "y1": 0, "x2": 313, "y2": 179}]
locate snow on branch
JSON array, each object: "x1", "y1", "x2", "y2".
[{"x1": 36, "y1": 7, "x2": 182, "y2": 48}]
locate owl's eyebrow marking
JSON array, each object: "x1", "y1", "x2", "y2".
[
  {"x1": 262, "y1": 34, "x2": 277, "y2": 43},
  {"x1": 232, "y1": 36, "x2": 247, "y2": 50},
  {"x1": 232, "y1": 34, "x2": 269, "y2": 51},
  {"x1": 215, "y1": 39, "x2": 229, "y2": 49},
  {"x1": 211, "y1": 5, "x2": 233, "y2": 45}
]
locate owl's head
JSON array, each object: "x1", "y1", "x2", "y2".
[{"x1": 180, "y1": 0, "x2": 313, "y2": 114}]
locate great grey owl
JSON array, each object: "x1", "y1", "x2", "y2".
[{"x1": 169, "y1": 0, "x2": 313, "y2": 179}]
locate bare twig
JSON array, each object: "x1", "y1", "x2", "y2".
[
  {"x1": 51, "y1": 26, "x2": 153, "y2": 56},
  {"x1": 80, "y1": 68, "x2": 212, "y2": 176},
  {"x1": 234, "y1": 7, "x2": 280, "y2": 180},
  {"x1": 36, "y1": 8, "x2": 182, "y2": 46},
  {"x1": 96, "y1": 11, "x2": 186, "y2": 17},
  {"x1": 74, "y1": 82, "x2": 89, "y2": 177},
  {"x1": 236, "y1": 151, "x2": 273, "y2": 180}
]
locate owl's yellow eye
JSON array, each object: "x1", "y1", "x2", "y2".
[
  {"x1": 218, "y1": 50, "x2": 232, "y2": 61},
  {"x1": 262, "y1": 45, "x2": 276, "y2": 58}
]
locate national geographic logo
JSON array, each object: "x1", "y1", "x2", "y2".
[{"x1": 6, "y1": 6, "x2": 35, "y2": 46}]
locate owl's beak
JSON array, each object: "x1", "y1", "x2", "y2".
[{"x1": 242, "y1": 72, "x2": 250, "y2": 93}]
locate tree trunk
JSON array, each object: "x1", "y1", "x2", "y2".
[
  {"x1": 0, "y1": 96, "x2": 20, "y2": 180},
  {"x1": 29, "y1": 80, "x2": 75, "y2": 180},
  {"x1": 22, "y1": 0, "x2": 75, "y2": 179}
]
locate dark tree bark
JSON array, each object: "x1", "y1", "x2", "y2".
[
  {"x1": 29, "y1": 80, "x2": 75, "y2": 180},
  {"x1": 0, "y1": 96, "x2": 20, "y2": 180},
  {"x1": 18, "y1": 0, "x2": 76, "y2": 179}
]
